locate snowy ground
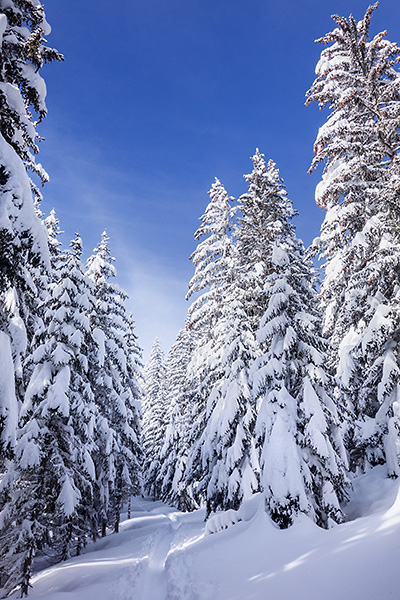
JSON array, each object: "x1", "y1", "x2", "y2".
[{"x1": 23, "y1": 467, "x2": 400, "y2": 600}]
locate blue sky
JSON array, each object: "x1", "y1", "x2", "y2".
[{"x1": 38, "y1": 0, "x2": 400, "y2": 359}]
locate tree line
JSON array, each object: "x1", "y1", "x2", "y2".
[{"x1": 1, "y1": 1, "x2": 400, "y2": 598}]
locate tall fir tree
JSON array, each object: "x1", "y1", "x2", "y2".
[
  {"x1": 158, "y1": 328, "x2": 195, "y2": 508},
  {"x1": 183, "y1": 179, "x2": 236, "y2": 507},
  {"x1": 307, "y1": 4, "x2": 400, "y2": 475},
  {"x1": 141, "y1": 338, "x2": 166, "y2": 499},
  {"x1": 0, "y1": 0, "x2": 62, "y2": 461},
  {"x1": 183, "y1": 178, "x2": 262, "y2": 514},
  {"x1": 241, "y1": 152, "x2": 349, "y2": 528},
  {"x1": 87, "y1": 231, "x2": 142, "y2": 535},
  {"x1": 186, "y1": 178, "x2": 234, "y2": 335}
]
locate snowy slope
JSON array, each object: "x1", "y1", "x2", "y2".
[{"x1": 25, "y1": 467, "x2": 400, "y2": 600}]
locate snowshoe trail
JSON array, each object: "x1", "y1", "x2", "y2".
[
  {"x1": 139, "y1": 518, "x2": 177, "y2": 600},
  {"x1": 123, "y1": 504, "x2": 197, "y2": 600}
]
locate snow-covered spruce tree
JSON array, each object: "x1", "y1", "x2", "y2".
[
  {"x1": 158, "y1": 328, "x2": 195, "y2": 508},
  {"x1": 142, "y1": 337, "x2": 166, "y2": 499},
  {"x1": 199, "y1": 277, "x2": 261, "y2": 517},
  {"x1": 183, "y1": 177, "x2": 261, "y2": 515},
  {"x1": 87, "y1": 231, "x2": 142, "y2": 535},
  {"x1": 0, "y1": 234, "x2": 96, "y2": 598},
  {"x1": 123, "y1": 312, "x2": 144, "y2": 504},
  {"x1": 0, "y1": 0, "x2": 62, "y2": 460},
  {"x1": 245, "y1": 154, "x2": 349, "y2": 528},
  {"x1": 183, "y1": 178, "x2": 235, "y2": 507},
  {"x1": 307, "y1": 4, "x2": 400, "y2": 474}
]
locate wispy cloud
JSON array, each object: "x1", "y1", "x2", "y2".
[
  {"x1": 39, "y1": 129, "x2": 194, "y2": 363},
  {"x1": 119, "y1": 246, "x2": 189, "y2": 362}
]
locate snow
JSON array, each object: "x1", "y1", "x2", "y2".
[
  {"x1": 4, "y1": 287, "x2": 28, "y2": 363},
  {"x1": 337, "y1": 327, "x2": 359, "y2": 388},
  {"x1": 92, "y1": 327, "x2": 106, "y2": 367},
  {"x1": 315, "y1": 159, "x2": 347, "y2": 206},
  {"x1": 23, "y1": 362, "x2": 52, "y2": 415},
  {"x1": 0, "y1": 331, "x2": 18, "y2": 448},
  {"x1": 22, "y1": 468, "x2": 400, "y2": 600},
  {"x1": 271, "y1": 243, "x2": 289, "y2": 267},
  {"x1": 0, "y1": 82, "x2": 27, "y2": 121},
  {"x1": 21, "y1": 63, "x2": 48, "y2": 113},
  {"x1": 361, "y1": 303, "x2": 392, "y2": 354},
  {"x1": 57, "y1": 475, "x2": 81, "y2": 517},
  {"x1": 16, "y1": 419, "x2": 41, "y2": 469},
  {"x1": 0, "y1": 14, "x2": 6, "y2": 45},
  {"x1": 0, "y1": 132, "x2": 49, "y2": 264},
  {"x1": 46, "y1": 366, "x2": 71, "y2": 416}
]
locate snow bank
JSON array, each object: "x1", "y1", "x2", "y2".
[
  {"x1": 205, "y1": 492, "x2": 264, "y2": 534},
  {"x1": 0, "y1": 331, "x2": 18, "y2": 448},
  {"x1": 27, "y1": 469, "x2": 400, "y2": 600}
]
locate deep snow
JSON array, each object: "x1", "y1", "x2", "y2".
[{"x1": 24, "y1": 466, "x2": 400, "y2": 600}]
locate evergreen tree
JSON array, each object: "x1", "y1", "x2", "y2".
[
  {"x1": 0, "y1": 0, "x2": 62, "y2": 459},
  {"x1": 307, "y1": 4, "x2": 400, "y2": 474},
  {"x1": 141, "y1": 338, "x2": 166, "y2": 498},
  {"x1": 86, "y1": 231, "x2": 141, "y2": 535},
  {"x1": 158, "y1": 329, "x2": 195, "y2": 507},
  {"x1": 186, "y1": 178, "x2": 234, "y2": 335},
  {"x1": 243, "y1": 153, "x2": 349, "y2": 528},
  {"x1": 183, "y1": 177, "x2": 261, "y2": 514},
  {"x1": 183, "y1": 179, "x2": 235, "y2": 507}
]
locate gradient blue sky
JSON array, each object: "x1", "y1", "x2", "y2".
[{"x1": 38, "y1": 0, "x2": 400, "y2": 359}]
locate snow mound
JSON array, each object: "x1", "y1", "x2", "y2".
[{"x1": 205, "y1": 492, "x2": 264, "y2": 534}]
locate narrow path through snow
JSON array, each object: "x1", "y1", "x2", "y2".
[
  {"x1": 139, "y1": 516, "x2": 179, "y2": 600},
  {"x1": 109, "y1": 502, "x2": 198, "y2": 600}
]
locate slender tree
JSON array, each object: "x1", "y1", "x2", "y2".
[
  {"x1": 183, "y1": 177, "x2": 262, "y2": 514},
  {"x1": 307, "y1": 3, "x2": 400, "y2": 474},
  {"x1": 158, "y1": 329, "x2": 195, "y2": 507},
  {"x1": 186, "y1": 178, "x2": 234, "y2": 335},
  {"x1": 141, "y1": 338, "x2": 166, "y2": 499},
  {"x1": 87, "y1": 231, "x2": 142, "y2": 535},
  {"x1": 0, "y1": 0, "x2": 62, "y2": 460},
  {"x1": 183, "y1": 179, "x2": 235, "y2": 507},
  {"x1": 239, "y1": 152, "x2": 349, "y2": 528}
]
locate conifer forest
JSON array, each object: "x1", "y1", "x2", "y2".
[{"x1": 1, "y1": 2, "x2": 400, "y2": 599}]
